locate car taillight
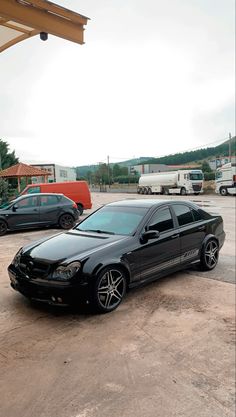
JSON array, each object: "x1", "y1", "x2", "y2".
[{"x1": 72, "y1": 202, "x2": 77, "y2": 209}]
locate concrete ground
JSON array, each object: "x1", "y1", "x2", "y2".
[{"x1": 0, "y1": 193, "x2": 235, "y2": 417}]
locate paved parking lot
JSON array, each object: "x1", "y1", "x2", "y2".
[{"x1": 0, "y1": 193, "x2": 235, "y2": 417}]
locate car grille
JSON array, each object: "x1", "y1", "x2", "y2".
[
  {"x1": 18, "y1": 256, "x2": 50, "y2": 278},
  {"x1": 193, "y1": 184, "x2": 202, "y2": 191}
]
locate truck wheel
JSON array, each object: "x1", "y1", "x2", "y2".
[
  {"x1": 137, "y1": 188, "x2": 140, "y2": 194},
  {"x1": 143, "y1": 188, "x2": 148, "y2": 194},
  {"x1": 180, "y1": 187, "x2": 186, "y2": 195},
  {"x1": 164, "y1": 188, "x2": 169, "y2": 195},
  {"x1": 0, "y1": 220, "x2": 7, "y2": 236},
  {"x1": 220, "y1": 187, "x2": 228, "y2": 196},
  {"x1": 147, "y1": 188, "x2": 152, "y2": 195},
  {"x1": 77, "y1": 204, "x2": 84, "y2": 215}
]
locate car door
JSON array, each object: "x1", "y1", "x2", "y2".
[
  {"x1": 171, "y1": 203, "x2": 207, "y2": 264},
  {"x1": 38, "y1": 195, "x2": 61, "y2": 225},
  {"x1": 7, "y1": 195, "x2": 40, "y2": 229},
  {"x1": 135, "y1": 206, "x2": 181, "y2": 284}
]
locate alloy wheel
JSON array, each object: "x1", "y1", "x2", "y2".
[
  {"x1": 204, "y1": 240, "x2": 219, "y2": 269},
  {"x1": 97, "y1": 269, "x2": 126, "y2": 311},
  {"x1": 60, "y1": 214, "x2": 74, "y2": 229}
]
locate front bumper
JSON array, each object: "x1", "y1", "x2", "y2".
[{"x1": 8, "y1": 265, "x2": 89, "y2": 306}]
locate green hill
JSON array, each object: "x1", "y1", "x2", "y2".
[
  {"x1": 75, "y1": 137, "x2": 235, "y2": 176},
  {"x1": 139, "y1": 137, "x2": 235, "y2": 166}
]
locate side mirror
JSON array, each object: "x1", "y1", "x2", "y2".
[
  {"x1": 12, "y1": 204, "x2": 18, "y2": 212},
  {"x1": 140, "y1": 230, "x2": 160, "y2": 243}
]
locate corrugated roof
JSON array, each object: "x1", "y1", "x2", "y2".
[{"x1": 0, "y1": 162, "x2": 50, "y2": 177}]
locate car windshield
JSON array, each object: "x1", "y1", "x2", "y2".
[
  {"x1": 0, "y1": 200, "x2": 14, "y2": 209},
  {"x1": 76, "y1": 206, "x2": 148, "y2": 235},
  {"x1": 189, "y1": 173, "x2": 203, "y2": 180}
]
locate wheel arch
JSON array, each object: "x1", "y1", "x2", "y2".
[
  {"x1": 92, "y1": 261, "x2": 131, "y2": 286},
  {"x1": 201, "y1": 234, "x2": 219, "y2": 252}
]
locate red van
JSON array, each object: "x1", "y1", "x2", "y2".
[{"x1": 20, "y1": 181, "x2": 92, "y2": 215}]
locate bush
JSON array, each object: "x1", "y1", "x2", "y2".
[
  {"x1": 204, "y1": 172, "x2": 215, "y2": 181},
  {"x1": 113, "y1": 175, "x2": 139, "y2": 184}
]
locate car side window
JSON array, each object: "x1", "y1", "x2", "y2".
[
  {"x1": 17, "y1": 196, "x2": 38, "y2": 209},
  {"x1": 191, "y1": 208, "x2": 202, "y2": 222},
  {"x1": 40, "y1": 195, "x2": 58, "y2": 206},
  {"x1": 173, "y1": 204, "x2": 194, "y2": 226},
  {"x1": 27, "y1": 186, "x2": 40, "y2": 194},
  {"x1": 147, "y1": 207, "x2": 174, "y2": 233}
]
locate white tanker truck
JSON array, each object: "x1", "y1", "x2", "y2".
[{"x1": 137, "y1": 169, "x2": 204, "y2": 195}]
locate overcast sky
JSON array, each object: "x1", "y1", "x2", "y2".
[{"x1": 0, "y1": 0, "x2": 235, "y2": 166}]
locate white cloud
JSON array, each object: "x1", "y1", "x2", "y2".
[{"x1": 0, "y1": 0, "x2": 234, "y2": 166}]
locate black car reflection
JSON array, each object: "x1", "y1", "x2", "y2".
[{"x1": 8, "y1": 199, "x2": 225, "y2": 313}]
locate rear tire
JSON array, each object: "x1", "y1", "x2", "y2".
[
  {"x1": 220, "y1": 187, "x2": 228, "y2": 196},
  {"x1": 59, "y1": 213, "x2": 75, "y2": 229},
  {"x1": 199, "y1": 239, "x2": 219, "y2": 271},
  {"x1": 180, "y1": 187, "x2": 187, "y2": 195},
  {"x1": 147, "y1": 188, "x2": 152, "y2": 195},
  {"x1": 92, "y1": 267, "x2": 127, "y2": 313},
  {"x1": 0, "y1": 220, "x2": 7, "y2": 236}
]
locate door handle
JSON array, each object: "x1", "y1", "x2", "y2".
[
  {"x1": 171, "y1": 233, "x2": 179, "y2": 239},
  {"x1": 198, "y1": 225, "x2": 205, "y2": 231}
]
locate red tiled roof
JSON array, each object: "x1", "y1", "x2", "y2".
[{"x1": 0, "y1": 163, "x2": 50, "y2": 177}]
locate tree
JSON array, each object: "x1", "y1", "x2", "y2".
[
  {"x1": 201, "y1": 160, "x2": 212, "y2": 173},
  {"x1": 0, "y1": 139, "x2": 18, "y2": 170},
  {"x1": 0, "y1": 178, "x2": 9, "y2": 204}
]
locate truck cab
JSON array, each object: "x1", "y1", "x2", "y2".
[{"x1": 215, "y1": 163, "x2": 236, "y2": 195}]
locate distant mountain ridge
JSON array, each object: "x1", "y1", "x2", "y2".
[{"x1": 76, "y1": 137, "x2": 235, "y2": 175}]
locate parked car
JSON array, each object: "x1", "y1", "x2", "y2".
[
  {"x1": 0, "y1": 193, "x2": 79, "y2": 236},
  {"x1": 20, "y1": 181, "x2": 92, "y2": 215},
  {"x1": 8, "y1": 199, "x2": 225, "y2": 313}
]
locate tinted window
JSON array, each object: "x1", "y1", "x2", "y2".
[
  {"x1": 17, "y1": 196, "x2": 38, "y2": 208},
  {"x1": 148, "y1": 207, "x2": 174, "y2": 233},
  {"x1": 173, "y1": 204, "x2": 194, "y2": 226},
  {"x1": 191, "y1": 209, "x2": 202, "y2": 222},
  {"x1": 40, "y1": 195, "x2": 59, "y2": 206},
  {"x1": 27, "y1": 186, "x2": 40, "y2": 194}
]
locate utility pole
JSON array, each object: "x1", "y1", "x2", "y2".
[
  {"x1": 229, "y1": 132, "x2": 232, "y2": 162},
  {"x1": 107, "y1": 155, "x2": 110, "y2": 188}
]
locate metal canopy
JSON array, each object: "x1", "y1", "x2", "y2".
[{"x1": 0, "y1": 0, "x2": 89, "y2": 53}]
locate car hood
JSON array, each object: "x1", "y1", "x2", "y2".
[{"x1": 23, "y1": 229, "x2": 129, "y2": 263}]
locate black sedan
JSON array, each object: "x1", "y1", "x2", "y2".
[
  {"x1": 8, "y1": 199, "x2": 225, "y2": 313},
  {"x1": 0, "y1": 193, "x2": 79, "y2": 236}
]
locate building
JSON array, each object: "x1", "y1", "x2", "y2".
[
  {"x1": 129, "y1": 163, "x2": 200, "y2": 175},
  {"x1": 31, "y1": 164, "x2": 76, "y2": 183},
  {"x1": 129, "y1": 164, "x2": 171, "y2": 175},
  {"x1": 208, "y1": 157, "x2": 231, "y2": 171}
]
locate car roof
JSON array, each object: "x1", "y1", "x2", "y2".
[
  {"x1": 15, "y1": 193, "x2": 65, "y2": 201},
  {"x1": 106, "y1": 199, "x2": 198, "y2": 209}
]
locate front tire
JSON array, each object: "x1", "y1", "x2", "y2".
[
  {"x1": 180, "y1": 187, "x2": 187, "y2": 195},
  {"x1": 92, "y1": 267, "x2": 127, "y2": 313},
  {"x1": 59, "y1": 213, "x2": 75, "y2": 229},
  {"x1": 220, "y1": 187, "x2": 228, "y2": 196},
  {"x1": 199, "y1": 239, "x2": 219, "y2": 271}
]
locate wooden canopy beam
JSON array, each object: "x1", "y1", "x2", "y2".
[{"x1": 0, "y1": 0, "x2": 89, "y2": 49}]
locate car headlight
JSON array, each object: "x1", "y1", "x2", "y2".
[
  {"x1": 12, "y1": 248, "x2": 23, "y2": 267},
  {"x1": 52, "y1": 261, "x2": 81, "y2": 281}
]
